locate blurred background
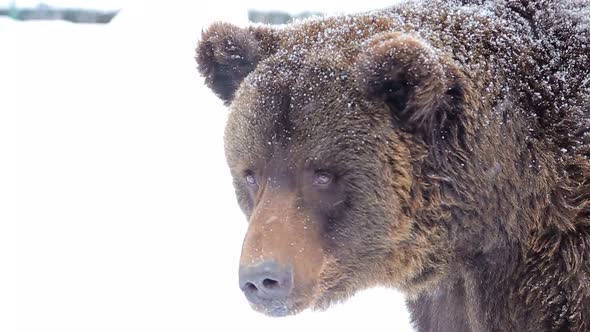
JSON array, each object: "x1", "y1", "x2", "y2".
[{"x1": 0, "y1": 1, "x2": 413, "y2": 331}]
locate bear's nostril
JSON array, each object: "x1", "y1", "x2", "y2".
[
  {"x1": 245, "y1": 282, "x2": 258, "y2": 293},
  {"x1": 262, "y1": 278, "x2": 279, "y2": 289}
]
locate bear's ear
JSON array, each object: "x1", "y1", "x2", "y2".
[
  {"x1": 355, "y1": 32, "x2": 466, "y2": 140},
  {"x1": 196, "y1": 22, "x2": 278, "y2": 104}
]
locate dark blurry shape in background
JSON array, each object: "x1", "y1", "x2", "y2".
[
  {"x1": 0, "y1": 2, "x2": 119, "y2": 23},
  {"x1": 248, "y1": 9, "x2": 322, "y2": 24},
  {"x1": 0, "y1": 2, "x2": 322, "y2": 25}
]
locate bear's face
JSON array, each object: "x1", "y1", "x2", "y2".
[
  {"x1": 225, "y1": 54, "x2": 418, "y2": 316},
  {"x1": 197, "y1": 22, "x2": 464, "y2": 316}
]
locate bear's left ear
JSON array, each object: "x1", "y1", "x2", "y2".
[
  {"x1": 196, "y1": 22, "x2": 279, "y2": 105},
  {"x1": 355, "y1": 32, "x2": 467, "y2": 141}
]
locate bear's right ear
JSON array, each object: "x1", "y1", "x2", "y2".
[
  {"x1": 196, "y1": 22, "x2": 278, "y2": 104},
  {"x1": 355, "y1": 32, "x2": 467, "y2": 141}
]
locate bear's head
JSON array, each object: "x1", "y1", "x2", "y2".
[{"x1": 196, "y1": 21, "x2": 472, "y2": 317}]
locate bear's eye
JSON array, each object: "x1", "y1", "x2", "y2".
[
  {"x1": 313, "y1": 171, "x2": 333, "y2": 186},
  {"x1": 245, "y1": 172, "x2": 257, "y2": 186}
]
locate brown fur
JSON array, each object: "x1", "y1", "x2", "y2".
[{"x1": 195, "y1": 0, "x2": 590, "y2": 330}]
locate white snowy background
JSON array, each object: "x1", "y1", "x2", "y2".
[{"x1": 0, "y1": 1, "x2": 413, "y2": 331}]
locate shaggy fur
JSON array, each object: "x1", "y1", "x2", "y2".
[{"x1": 196, "y1": 0, "x2": 590, "y2": 331}]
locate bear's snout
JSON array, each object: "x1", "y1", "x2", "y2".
[
  {"x1": 239, "y1": 261, "x2": 294, "y2": 313},
  {"x1": 238, "y1": 189, "x2": 326, "y2": 316}
]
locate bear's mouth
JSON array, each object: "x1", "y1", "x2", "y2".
[{"x1": 249, "y1": 296, "x2": 312, "y2": 317}]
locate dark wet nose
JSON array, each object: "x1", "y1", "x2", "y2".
[{"x1": 239, "y1": 261, "x2": 293, "y2": 303}]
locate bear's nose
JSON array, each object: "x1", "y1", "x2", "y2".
[{"x1": 239, "y1": 261, "x2": 293, "y2": 304}]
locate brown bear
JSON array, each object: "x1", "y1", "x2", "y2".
[{"x1": 195, "y1": 0, "x2": 590, "y2": 331}]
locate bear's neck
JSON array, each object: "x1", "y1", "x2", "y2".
[
  {"x1": 407, "y1": 255, "x2": 545, "y2": 332},
  {"x1": 406, "y1": 102, "x2": 588, "y2": 331}
]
